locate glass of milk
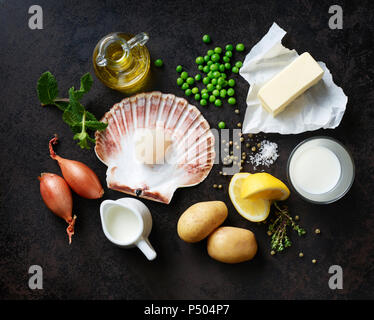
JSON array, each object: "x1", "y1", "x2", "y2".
[{"x1": 287, "y1": 136, "x2": 355, "y2": 204}]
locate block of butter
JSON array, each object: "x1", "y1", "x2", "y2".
[{"x1": 257, "y1": 52, "x2": 324, "y2": 117}]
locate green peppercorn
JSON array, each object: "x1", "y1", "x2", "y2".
[
  {"x1": 232, "y1": 66, "x2": 239, "y2": 73},
  {"x1": 218, "y1": 121, "x2": 226, "y2": 129},
  {"x1": 200, "y1": 98, "x2": 207, "y2": 106},
  {"x1": 225, "y1": 44, "x2": 234, "y2": 51},
  {"x1": 228, "y1": 97, "x2": 236, "y2": 105},
  {"x1": 202, "y1": 34, "x2": 211, "y2": 43},
  {"x1": 236, "y1": 43, "x2": 245, "y2": 51},
  {"x1": 214, "y1": 99, "x2": 222, "y2": 107},
  {"x1": 227, "y1": 88, "x2": 235, "y2": 96},
  {"x1": 181, "y1": 83, "x2": 189, "y2": 90},
  {"x1": 154, "y1": 59, "x2": 163, "y2": 67},
  {"x1": 186, "y1": 77, "x2": 195, "y2": 85},
  {"x1": 195, "y1": 56, "x2": 204, "y2": 65},
  {"x1": 228, "y1": 79, "x2": 235, "y2": 87},
  {"x1": 181, "y1": 71, "x2": 188, "y2": 79}
]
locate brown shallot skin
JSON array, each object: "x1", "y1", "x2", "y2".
[
  {"x1": 38, "y1": 173, "x2": 76, "y2": 244},
  {"x1": 49, "y1": 135, "x2": 104, "y2": 199}
]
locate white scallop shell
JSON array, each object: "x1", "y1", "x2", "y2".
[{"x1": 95, "y1": 92, "x2": 215, "y2": 204}]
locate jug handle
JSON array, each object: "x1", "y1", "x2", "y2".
[
  {"x1": 127, "y1": 32, "x2": 149, "y2": 49},
  {"x1": 137, "y1": 238, "x2": 157, "y2": 261}
]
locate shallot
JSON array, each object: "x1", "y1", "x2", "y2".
[
  {"x1": 49, "y1": 135, "x2": 104, "y2": 199},
  {"x1": 38, "y1": 173, "x2": 77, "y2": 244}
]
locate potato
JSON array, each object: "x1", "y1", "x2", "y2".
[
  {"x1": 177, "y1": 201, "x2": 228, "y2": 243},
  {"x1": 207, "y1": 226, "x2": 257, "y2": 263}
]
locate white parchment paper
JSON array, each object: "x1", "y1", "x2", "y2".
[{"x1": 239, "y1": 22, "x2": 348, "y2": 134}]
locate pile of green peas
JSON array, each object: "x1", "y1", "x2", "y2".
[{"x1": 176, "y1": 37, "x2": 245, "y2": 109}]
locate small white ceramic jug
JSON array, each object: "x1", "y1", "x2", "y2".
[{"x1": 100, "y1": 197, "x2": 157, "y2": 261}]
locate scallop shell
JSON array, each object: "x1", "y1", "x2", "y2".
[{"x1": 95, "y1": 92, "x2": 215, "y2": 204}]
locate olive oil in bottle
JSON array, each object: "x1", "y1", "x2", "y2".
[{"x1": 92, "y1": 32, "x2": 151, "y2": 94}]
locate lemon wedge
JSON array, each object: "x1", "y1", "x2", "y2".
[
  {"x1": 240, "y1": 172, "x2": 290, "y2": 201},
  {"x1": 229, "y1": 173, "x2": 271, "y2": 222}
]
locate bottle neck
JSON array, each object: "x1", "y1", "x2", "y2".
[{"x1": 96, "y1": 35, "x2": 132, "y2": 70}]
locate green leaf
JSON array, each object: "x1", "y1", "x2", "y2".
[
  {"x1": 37, "y1": 71, "x2": 58, "y2": 105},
  {"x1": 68, "y1": 87, "x2": 85, "y2": 115},
  {"x1": 74, "y1": 73, "x2": 93, "y2": 100},
  {"x1": 84, "y1": 120, "x2": 108, "y2": 131},
  {"x1": 62, "y1": 108, "x2": 82, "y2": 126},
  {"x1": 54, "y1": 100, "x2": 69, "y2": 111}
]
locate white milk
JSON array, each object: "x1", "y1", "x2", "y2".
[
  {"x1": 290, "y1": 146, "x2": 341, "y2": 194},
  {"x1": 105, "y1": 206, "x2": 140, "y2": 243}
]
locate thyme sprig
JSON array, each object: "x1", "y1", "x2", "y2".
[{"x1": 268, "y1": 202, "x2": 306, "y2": 253}]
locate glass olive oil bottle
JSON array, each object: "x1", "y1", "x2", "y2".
[{"x1": 93, "y1": 32, "x2": 151, "y2": 94}]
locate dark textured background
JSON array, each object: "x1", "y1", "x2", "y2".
[{"x1": 0, "y1": 0, "x2": 373, "y2": 300}]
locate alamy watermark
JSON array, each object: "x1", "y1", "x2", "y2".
[
  {"x1": 28, "y1": 5, "x2": 43, "y2": 30},
  {"x1": 328, "y1": 265, "x2": 343, "y2": 290},
  {"x1": 328, "y1": 5, "x2": 343, "y2": 29},
  {"x1": 28, "y1": 265, "x2": 43, "y2": 289}
]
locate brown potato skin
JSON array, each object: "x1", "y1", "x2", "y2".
[
  {"x1": 207, "y1": 226, "x2": 258, "y2": 263},
  {"x1": 177, "y1": 201, "x2": 228, "y2": 243}
]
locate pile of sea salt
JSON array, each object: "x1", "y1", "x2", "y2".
[{"x1": 249, "y1": 140, "x2": 279, "y2": 169}]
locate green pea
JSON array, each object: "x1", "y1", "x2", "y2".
[
  {"x1": 176, "y1": 65, "x2": 183, "y2": 73},
  {"x1": 211, "y1": 78, "x2": 218, "y2": 85},
  {"x1": 207, "y1": 83, "x2": 214, "y2": 91},
  {"x1": 212, "y1": 89, "x2": 220, "y2": 97},
  {"x1": 225, "y1": 51, "x2": 233, "y2": 58},
  {"x1": 209, "y1": 95, "x2": 216, "y2": 102},
  {"x1": 194, "y1": 93, "x2": 201, "y2": 101},
  {"x1": 207, "y1": 49, "x2": 214, "y2": 56},
  {"x1": 201, "y1": 88, "x2": 208, "y2": 94},
  {"x1": 203, "y1": 77, "x2": 210, "y2": 85},
  {"x1": 220, "y1": 73, "x2": 227, "y2": 79},
  {"x1": 177, "y1": 78, "x2": 184, "y2": 86},
  {"x1": 181, "y1": 83, "x2": 189, "y2": 90},
  {"x1": 213, "y1": 71, "x2": 220, "y2": 78},
  {"x1": 181, "y1": 71, "x2": 188, "y2": 79},
  {"x1": 195, "y1": 56, "x2": 204, "y2": 65},
  {"x1": 228, "y1": 79, "x2": 235, "y2": 87},
  {"x1": 154, "y1": 59, "x2": 163, "y2": 67},
  {"x1": 236, "y1": 43, "x2": 245, "y2": 51},
  {"x1": 223, "y1": 56, "x2": 230, "y2": 63},
  {"x1": 207, "y1": 61, "x2": 213, "y2": 66},
  {"x1": 224, "y1": 62, "x2": 231, "y2": 69},
  {"x1": 215, "y1": 99, "x2": 222, "y2": 107},
  {"x1": 208, "y1": 71, "x2": 214, "y2": 79},
  {"x1": 185, "y1": 88, "x2": 192, "y2": 96},
  {"x1": 225, "y1": 44, "x2": 234, "y2": 51},
  {"x1": 210, "y1": 64, "x2": 219, "y2": 71},
  {"x1": 235, "y1": 61, "x2": 243, "y2": 68},
  {"x1": 195, "y1": 74, "x2": 202, "y2": 81},
  {"x1": 203, "y1": 65, "x2": 210, "y2": 73},
  {"x1": 232, "y1": 66, "x2": 239, "y2": 73},
  {"x1": 198, "y1": 65, "x2": 204, "y2": 71},
  {"x1": 220, "y1": 89, "x2": 227, "y2": 98},
  {"x1": 186, "y1": 77, "x2": 195, "y2": 85},
  {"x1": 211, "y1": 54, "x2": 220, "y2": 62},
  {"x1": 219, "y1": 64, "x2": 225, "y2": 72},
  {"x1": 200, "y1": 99, "x2": 207, "y2": 106},
  {"x1": 215, "y1": 84, "x2": 222, "y2": 90},
  {"x1": 191, "y1": 87, "x2": 199, "y2": 94},
  {"x1": 228, "y1": 97, "x2": 236, "y2": 105},
  {"x1": 201, "y1": 92, "x2": 209, "y2": 100},
  {"x1": 204, "y1": 55, "x2": 210, "y2": 62},
  {"x1": 218, "y1": 121, "x2": 226, "y2": 129},
  {"x1": 217, "y1": 78, "x2": 225, "y2": 86},
  {"x1": 214, "y1": 47, "x2": 222, "y2": 54},
  {"x1": 227, "y1": 88, "x2": 235, "y2": 96},
  {"x1": 202, "y1": 34, "x2": 211, "y2": 43}
]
